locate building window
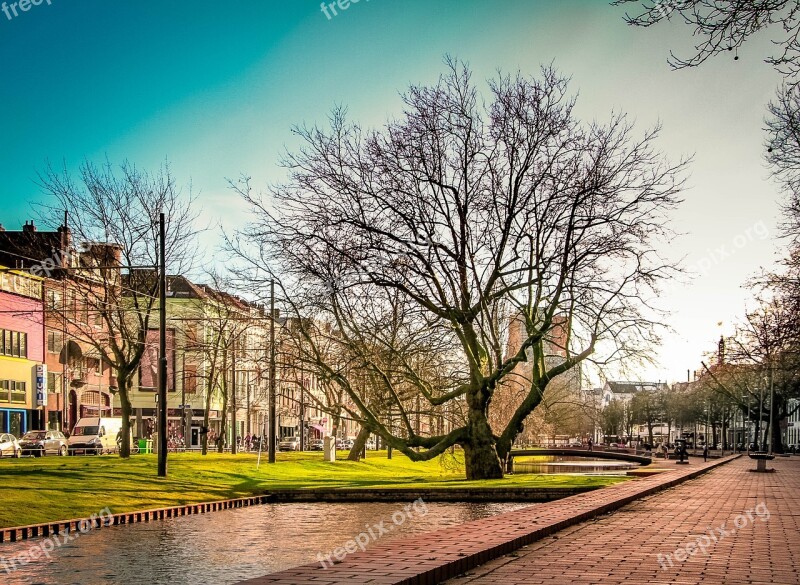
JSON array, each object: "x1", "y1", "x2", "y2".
[
  {"x1": 46, "y1": 289, "x2": 61, "y2": 310},
  {"x1": 0, "y1": 380, "x2": 26, "y2": 404},
  {"x1": 47, "y1": 330, "x2": 63, "y2": 354},
  {"x1": 0, "y1": 329, "x2": 28, "y2": 358},
  {"x1": 184, "y1": 365, "x2": 198, "y2": 394},
  {"x1": 88, "y1": 357, "x2": 101, "y2": 375},
  {"x1": 47, "y1": 372, "x2": 63, "y2": 392},
  {"x1": 185, "y1": 324, "x2": 200, "y2": 349}
]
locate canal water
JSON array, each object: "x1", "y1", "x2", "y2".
[
  {"x1": 0, "y1": 502, "x2": 532, "y2": 584},
  {"x1": 514, "y1": 456, "x2": 638, "y2": 475}
]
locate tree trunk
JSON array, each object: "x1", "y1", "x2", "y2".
[
  {"x1": 463, "y1": 412, "x2": 503, "y2": 480},
  {"x1": 201, "y1": 408, "x2": 210, "y2": 456},
  {"x1": 118, "y1": 376, "x2": 133, "y2": 458},
  {"x1": 771, "y1": 401, "x2": 784, "y2": 454},
  {"x1": 347, "y1": 425, "x2": 370, "y2": 461},
  {"x1": 218, "y1": 392, "x2": 228, "y2": 453}
]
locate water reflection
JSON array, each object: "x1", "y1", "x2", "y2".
[
  {"x1": 1, "y1": 502, "x2": 531, "y2": 585},
  {"x1": 514, "y1": 456, "x2": 637, "y2": 474}
]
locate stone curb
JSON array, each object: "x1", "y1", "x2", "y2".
[{"x1": 0, "y1": 496, "x2": 266, "y2": 544}]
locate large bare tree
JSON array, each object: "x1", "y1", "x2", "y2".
[
  {"x1": 38, "y1": 160, "x2": 198, "y2": 457},
  {"x1": 232, "y1": 61, "x2": 686, "y2": 479}
]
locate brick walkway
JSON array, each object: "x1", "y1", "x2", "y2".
[
  {"x1": 239, "y1": 455, "x2": 758, "y2": 585},
  {"x1": 446, "y1": 456, "x2": 800, "y2": 585}
]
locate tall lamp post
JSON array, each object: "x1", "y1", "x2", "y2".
[
  {"x1": 157, "y1": 212, "x2": 168, "y2": 477},
  {"x1": 268, "y1": 279, "x2": 277, "y2": 463}
]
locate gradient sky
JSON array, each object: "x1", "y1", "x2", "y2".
[{"x1": 0, "y1": 0, "x2": 786, "y2": 385}]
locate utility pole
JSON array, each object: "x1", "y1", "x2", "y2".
[
  {"x1": 268, "y1": 279, "x2": 276, "y2": 463},
  {"x1": 231, "y1": 339, "x2": 237, "y2": 455},
  {"x1": 61, "y1": 210, "x2": 69, "y2": 433},
  {"x1": 246, "y1": 378, "x2": 251, "y2": 436},
  {"x1": 157, "y1": 212, "x2": 168, "y2": 477},
  {"x1": 768, "y1": 362, "x2": 775, "y2": 454},
  {"x1": 299, "y1": 377, "x2": 306, "y2": 452}
]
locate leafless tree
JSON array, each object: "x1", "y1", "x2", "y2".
[
  {"x1": 231, "y1": 60, "x2": 686, "y2": 479},
  {"x1": 614, "y1": 1, "x2": 800, "y2": 77},
  {"x1": 702, "y1": 296, "x2": 800, "y2": 452},
  {"x1": 37, "y1": 160, "x2": 198, "y2": 457},
  {"x1": 184, "y1": 277, "x2": 254, "y2": 455},
  {"x1": 614, "y1": 1, "x2": 800, "y2": 208},
  {"x1": 766, "y1": 87, "x2": 800, "y2": 232}
]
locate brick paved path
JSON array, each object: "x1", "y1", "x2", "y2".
[
  {"x1": 445, "y1": 456, "x2": 800, "y2": 585},
  {"x1": 239, "y1": 456, "x2": 753, "y2": 585}
]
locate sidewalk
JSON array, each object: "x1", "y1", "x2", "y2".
[
  {"x1": 445, "y1": 456, "x2": 800, "y2": 585},
  {"x1": 238, "y1": 456, "x2": 744, "y2": 585}
]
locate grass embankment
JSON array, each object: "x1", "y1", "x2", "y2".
[{"x1": 0, "y1": 451, "x2": 627, "y2": 528}]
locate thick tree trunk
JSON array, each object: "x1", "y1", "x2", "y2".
[
  {"x1": 463, "y1": 413, "x2": 503, "y2": 480},
  {"x1": 347, "y1": 425, "x2": 370, "y2": 461},
  {"x1": 218, "y1": 392, "x2": 228, "y2": 453},
  {"x1": 118, "y1": 377, "x2": 133, "y2": 458},
  {"x1": 771, "y1": 401, "x2": 784, "y2": 454},
  {"x1": 201, "y1": 408, "x2": 210, "y2": 456}
]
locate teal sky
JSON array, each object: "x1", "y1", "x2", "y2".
[{"x1": 0, "y1": 0, "x2": 786, "y2": 383}]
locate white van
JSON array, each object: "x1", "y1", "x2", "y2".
[{"x1": 68, "y1": 417, "x2": 128, "y2": 455}]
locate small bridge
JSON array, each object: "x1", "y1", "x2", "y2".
[{"x1": 509, "y1": 449, "x2": 652, "y2": 466}]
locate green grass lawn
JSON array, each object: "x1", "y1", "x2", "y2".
[{"x1": 0, "y1": 450, "x2": 628, "y2": 528}]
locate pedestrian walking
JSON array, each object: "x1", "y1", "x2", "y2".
[
  {"x1": 703, "y1": 444, "x2": 708, "y2": 462},
  {"x1": 587, "y1": 437, "x2": 593, "y2": 452}
]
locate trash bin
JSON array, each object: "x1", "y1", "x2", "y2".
[{"x1": 138, "y1": 439, "x2": 147, "y2": 454}]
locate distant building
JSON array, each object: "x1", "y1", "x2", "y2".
[
  {"x1": 0, "y1": 221, "x2": 117, "y2": 432},
  {"x1": 787, "y1": 399, "x2": 799, "y2": 449},
  {"x1": 0, "y1": 265, "x2": 44, "y2": 435},
  {"x1": 491, "y1": 313, "x2": 583, "y2": 436},
  {"x1": 600, "y1": 381, "x2": 669, "y2": 406}
]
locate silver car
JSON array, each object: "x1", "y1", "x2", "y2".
[
  {"x1": 19, "y1": 430, "x2": 69, "y2": 457},
  {"x1": 0, "y1": 433, "x2": 21, "y2": 458},
  {"x1": 278, "y1": 437, "x2": 300, "y2": 451}
]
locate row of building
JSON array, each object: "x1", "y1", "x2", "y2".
[
  {"x1": 595, "y1": 380, "x2": 800, "y2": 449},
  {"x1": 0, "y1": 219, "x2": 362, "y2": 446}
]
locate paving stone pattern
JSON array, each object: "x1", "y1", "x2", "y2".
[{"x1": 446, "y1": 456, "x2": 800, "y2": 585}]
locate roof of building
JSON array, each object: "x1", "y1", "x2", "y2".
[
  {"x1": 0, "y1": 220, "x2": 69, "y2": 271},
  {"x1": 604, "y1": 381, "x2": 669, "y2": 394}
]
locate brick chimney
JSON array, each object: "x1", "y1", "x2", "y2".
[{"x1": 22, "y1": 220, "x2": 37, "y2": 233}]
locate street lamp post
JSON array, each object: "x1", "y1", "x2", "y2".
[
  {"x1": 268, "y1": 279, "x2": 276, "y2": 463},
  {"x1": 157, "y1": 212, "x2": 168, "y2": 477},
  {"x1": 768, "y1": 363, "x2": 775, "y2": 454}
]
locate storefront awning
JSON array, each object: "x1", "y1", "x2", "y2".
[{"x1": 310, "y1": 424, "x2": 326, "y2": 433}]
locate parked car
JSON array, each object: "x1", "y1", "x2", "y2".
[
  {"x1": 278, "y1": 436, "x2": 300, "y2": 451},
  {"x1": 19, "y1": 430, "x2": 69, "y2": 457},
  {"x1": 0, "y1": 433, "x2": 21, "y2": 458},
  {"x1": 309, "y1": 439, "x2": 324, "y2": 451}
]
